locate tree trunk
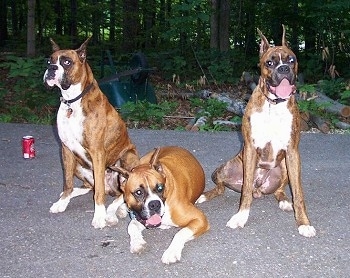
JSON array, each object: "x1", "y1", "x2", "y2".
[
  {"x1": 0, "y1": 0, "x2": 7, "y2": 46},
  {"x1": 122, "y1": 0, "x2": 140, "y2": 51},
  {"x1": 109, "y1": 0, "x2": 116, "y2": 42},
  {"x1": 210, "y1": 0, "x2": 219, "y2": 49},
  {"x1": 219, "y1": 0, "x2": 230, "y2": 52},
  {"x1": 27, "y1": 0, "x2": 36, "y2": 57},
  {"x1": 143, "y1": 0, "x2": 156, "y2": 48},
  {"x1": 55, "y1": 0, "x2": 63, "y2": 35},
  {"x1": 70, "y1": 0, "x2": 78, "y2": 43}
]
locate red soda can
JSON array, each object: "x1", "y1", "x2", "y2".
[{"x1": 22, "y1": 136, "x2": 35, "y2": 159}]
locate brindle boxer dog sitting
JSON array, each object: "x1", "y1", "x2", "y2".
[
  {"x1": 110, "y1": 146, "x2": 209, "y2": 264},
  {"x1": 43, "y1": 37, "x2": 140, "y2": 229},
  {"x1": 199, "y1": 25, "x2": 316, "y2": 237}
]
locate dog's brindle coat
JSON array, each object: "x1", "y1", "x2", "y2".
[
  {"x1": 199, "y1": 26, "x2": 316, "y2": 237},
  {"x1": 44, "y1": 38, "x2": 139, "y2": 229}
]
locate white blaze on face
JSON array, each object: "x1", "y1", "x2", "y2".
[{"x1": 44, "y1": 56, "x2": 65, "y2": 88}]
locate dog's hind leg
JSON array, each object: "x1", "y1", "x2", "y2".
[{"x1": 197, "y1": 154, "x2": 243, "y2": 203}]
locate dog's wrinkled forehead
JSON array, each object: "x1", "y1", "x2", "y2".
[
  {"x1": 49, "y1": 50, "x2": 79, "y2": 65},
  {"x1": 262, "y1": 46, "x2": 297, "y2": 65},
  {"x1": 125, "y1": 166, "x2": 165, "y2": 192}
]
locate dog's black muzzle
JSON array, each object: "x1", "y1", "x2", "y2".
[{"x1": 45, "y1": 64, "x2": 58, "y2": 81}]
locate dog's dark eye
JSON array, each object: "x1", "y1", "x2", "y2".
[
  {"x1": 63, "y1": 59, "x2": 72, "y2": 66},
  {"x1": 289, "y1": 56, "x2": 296, "y2": 63},
  {"x1": 266, "y1": 60, "x2": 274, "y2": 67},
  {"x1": 155, "y1": 184, "x2": 164, "y2": 193},
  {"x1": 133, "y1": 189, "x2": 144, "y2": 199}
]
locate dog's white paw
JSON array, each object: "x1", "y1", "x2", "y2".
[
  {"x1": 298, "y1": 225, "x2": 316, "y2": 237},
  {"x1": 91, "y1": 204, "x2": 107, "y2": 229},
  {"x1": 130, "y1": 237, "x2": 147, "y2": 254},
  {"x1": 105, "y1": 212, "x2": 118, "y2": 226},
  {"x1": 128, "y1": 219, "x2": 146, "y2": 254},
  {"x1": 161, "y1": 246, "x2": 182, "y2": 264},
  {"x1": 49, "y1": 197, "x2": 70, "y2": 213},
  {"x1": 279, "y1": 200, "x2": 293, "y2": 211},
  {"x1": 195, "y1": 194, "x2": 207, "y2": 204},
  {"x1": 116, "y1": 203, "x2": 128, "y2": 218},
  {"x1": 226, "y1": 209, "x2": 250, "y2": 229}
]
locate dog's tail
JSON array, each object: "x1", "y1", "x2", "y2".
[{"x1": 196, "y1": 168, "x2": 226, "y2": 204}]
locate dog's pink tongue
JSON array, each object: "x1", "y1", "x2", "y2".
[
  {"x1": 146, "y1": 214, "x2": 162, "y2": 226},
  {"x1": 274, "y1": 78, "x2": 294, "y2": 98}
]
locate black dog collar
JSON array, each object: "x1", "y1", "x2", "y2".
[
  {"x1": 60, "y1": 83, "x2": 94, "y2": 118},
  {"x1": 60, "y1": 82, "x2": 94, "y2": 105}
]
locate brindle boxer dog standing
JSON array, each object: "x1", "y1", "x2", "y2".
[
  {"x1": 43, "y1": 38, "x2": 140, "y2": 229},
  {"x1": 199, "y1": 25, "x2": 316, "y2": 237}
]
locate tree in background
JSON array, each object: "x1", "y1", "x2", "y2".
[
  {"x1": 27, "y1": 0, "x2": 36, "y2": 57},
  {"x1": 0, "y1": 0, "x2": 349, "y2": 82}
]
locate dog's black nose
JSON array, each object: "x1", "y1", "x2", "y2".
[
  {"x1": 148, "y1": 200, "x2": 161, "y2": 212},
  {"x1": 48, "y1": 64, "x2": 58, "y2": 70},
  {"x1": 278, "y1": 64, "x2": 290, "y2": 74}
]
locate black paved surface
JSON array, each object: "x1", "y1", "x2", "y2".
[{"x1": 0, "y1": 123, "x2": 349, "y2": 277}]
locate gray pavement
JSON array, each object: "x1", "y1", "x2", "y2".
[{"x1": 0, "y1": 123, "x2": 349, "y2": 277}]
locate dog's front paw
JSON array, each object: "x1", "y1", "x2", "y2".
[
  {"x1": 161, "y1": 246, "x2": 182, "y2": 264},
  {"x1": 298, "y1": 225, "x2": 316, "y2": 237},
  {"x1": 49, "y1": 197, "x2": 70, "y2": 213},
  {"x1": 226, "y1": 209, "x2": 250, "y2": 229},
  {"x1": 91, "y1": 204, "x2": 107, "y2": 229},
  {"x1": 105, "y1": 213, "x2": 118, "y2": 226},
  {"x1": 116, "y1": 203, "x2": 128, "y2": 218},
  {"x1": 130, "y1": 237, "x2": 147, "y2": 254}
]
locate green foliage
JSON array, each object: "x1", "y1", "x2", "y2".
[
  {"x1": 190, "y1": 97, "x2": 228, "y2": 119},
  {"x1": 0, "y1": 55, "x2": 59, "y2": 124},
  {"x1": 340, "y1": 90, "x2": 350, "y2": 104},
  {"x1": 120, "y1": 100, "x2": 178, "y2": 129},
  {"x1": 190, "y1": 97, "x2": 230, "y2": 130},
  {"x1": 318, "y1": 78, "x2": 350, "y2": 104}
]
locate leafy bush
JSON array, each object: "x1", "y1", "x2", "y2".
[
  {"x1": 0, "y1": 56, "x2": 59, "y2": 124},
  {"x1": 120, "y1": 100, "x2": 178, "y2": 129}
]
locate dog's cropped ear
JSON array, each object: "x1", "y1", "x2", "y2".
[
  {"x1": 150, "y1": 147, "x2": 161, "y2": 167},
  {"x1": 150, "y1": 147, "x2": 166, "y2": 175},
  {"x1": 49, "y1": 38, "x2": 60, "y2": 52},
  {"x1": 109, "y1": 166, "x2": 130, "y2": 179},
  {"x1": 76, "y1": 36, "x2": 92, "y2": 62},
  {"x1": 109, "y1": 165, "x2": 130, "y2": 192},
  {"x1": 281, "y1": 24, "x2": 288, "y2": 47},
  {"x1": 257, "y1": 28, "x2": 270, "y2": 57}
]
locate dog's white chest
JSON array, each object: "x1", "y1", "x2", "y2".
[
  {"x1": 250, "y1": 101, "x2": 293, "y2": 151},
  {"x1": 57, "y1": 101, "x2": 89, "y2": 165}
]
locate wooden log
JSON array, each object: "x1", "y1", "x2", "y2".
[
  {"x1": 190, "y1": 116, "x2": 207, "y2": 131},
  {"x1": 309, "y1": 114, "x2": 330, "y2": 134},
  {"x1": 313, "y1": 90, "x2": 350, "y2": 117},
  {"x1": 211, "y1": 93, "x2": 246, "y2": 116},
  {"x1": 213, "y1": 120, "x2": 241, "y2": 127},
  {"x1": 241, "y1": 71, "x2": 257, "y2": 92},
  {"x1": 334, "y1": 121, "x2": 350, "y2": 130}
]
